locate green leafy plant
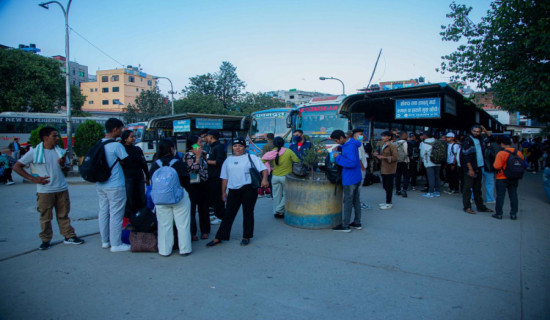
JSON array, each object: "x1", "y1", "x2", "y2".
[
  {"x1": 301, "y1": 138, "x2": 329, "y2": 178},
  {"x1": 29, "y1": 125, "x2": 65, "y2": 148},
  {"x1": 74, "y1": 120, "x2": 105, "y2": 157}
]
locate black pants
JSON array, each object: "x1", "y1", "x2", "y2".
[
  {"x1": 462, "y1": 168, "x2": 487, "y2": 211},
  {"x1": 208, "y1": 177, "x2": 225, "y2": 219},
  {"x1": 216, "y1": 184, "x2": 258, "y2": 241},
  {"x1": 495, "y1": 179, "x2": 519, "y2": 217},
  {"x1": 189, "y1": 180, "x2": 211, "y2": 236},
  {"x1": 381, "y1": 174, "x2": 394, "y2": 204},
  {"x1": 445, "y1": 164, "x2": 460, "y2": 192},
  {"x1": 124, "y1": 176, "x2": 146, "y2": 218},
  {"x1": 395, "y1": 162, "x2": 409, "y2": 192},
  {"x1": 409, "y1": 160, "x2": 418, "y2": 187}
]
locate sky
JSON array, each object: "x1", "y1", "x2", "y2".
[{"x1": 0, "y1": 0, "x2": 493, "y2": 98}]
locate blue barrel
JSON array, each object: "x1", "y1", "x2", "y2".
[{"x1": 284, "y1": 174, "x2": 342, "y2": 229}]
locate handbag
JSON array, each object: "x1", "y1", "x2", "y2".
[
  {"x1": 292, "y1": 162, "x2": 308, "y2": 177},
  {"x1": 247, "y1": 153, "x2": 262, "y2": 189},
  {"x1": 130, "y1": 231, "x2": 158, "y2": 252}
]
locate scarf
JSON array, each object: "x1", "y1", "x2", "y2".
[
  {"x1": 261, "y1": 147, "x2": 287, "y2": 173},
  {"x1": 33, "y1": 142, "x2": 66, "y2": 164}
]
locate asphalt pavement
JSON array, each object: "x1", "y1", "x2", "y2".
[{"x1": 0, "y1": 170, "x2": 549, "y2": 319}]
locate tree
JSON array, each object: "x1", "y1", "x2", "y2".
[
  {"x1": 438, "y1": 1, "x2": 550, "y2": 121},
  {"x1": 0, "y1": 49, "x2": 64, "y2": 112},
  {"x1": 124, "y1": 87, "x2": 171, "y2": 123},
  {"x1": 234, "y1": 92, "x2": 286, "y2": 116},
  {"x1": 173, "y1": 93, "x2": 226, "y2": 115},
  {"x1": 74, "y1": 120, "x2": 104, "y2": 157},
  {"x1": 182, "y1": 61, "x2": 245, "y2": 111}
]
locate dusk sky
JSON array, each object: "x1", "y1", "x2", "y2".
[{"x1": 0, "y1": 0, "x2": 492, "y2": 97}]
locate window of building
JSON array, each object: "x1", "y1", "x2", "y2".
[
  {"x1": 90, "y1": 89, "x2": 93, "y2": 93},
  {"x1": 289, "y1": 95, "x2": 295, "y2": 99},
  {"x1": 140, "y1": 78, "x2": 143, "y2": 82},
  {"x1": 112, "y1": 87, "x2": 119, "y2": 92},
  {"x1": 129, "y1": 76, "x2": 135, "y2": 82},
  {"x1": 72, "y1": 69, "x2": 75, "y2": 75},
  {"x1": 136, "y1": 88, "x2": 138, "y2": 92},
  {"x1": 111, "y1": 75, "x2": 119, "y2": 81},
  {"x1": 147, "y1": 80, "x2": 152, "y2": 86},
  {"x1": 113, "y1": 99, "x2": 121, "y2": 105},
  {"x1": 102, "y1": 100, "x2": 109, "y2": 105},
  {"x1": 88, "y1": 100, "x2": 94, "y2": 104},
  {"x1": 94, "y1": 88, "x2": 98, "y2": 92},
  {"x1": 102, "y1": 87, "x2": 109, "y2": 93},
  {"x1": 79, "y1": 71, "x2": 85, "y2": 77},
  {"x1": 101, "y1": 76, "x2": 108, "y2": 82}
]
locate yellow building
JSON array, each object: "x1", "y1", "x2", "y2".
[{"x1": 81, "y1": 66, "x2": 155, "y2": 112}]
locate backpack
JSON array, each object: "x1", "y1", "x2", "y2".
[
  {"x1": 426, "y1": 140, "x2": 446, "y2": 165},
  {"x1": 130, "y1": 207, "x2": 157, "y2": 232},
  {"x1": 502, "y1": 149, "x2": 525, "y2": 180},
  {"x1": 324, "y1": 153, "x2": 342, "y2": 184},
  {"x1": 79, "y1": 139, "x2": 119, "y2": 183},
  {"x1": 151, "y1": 159, "x2": 184, "y2": 205},
  {"x1": 396, "y1": 141, "x2": 409, "y2": 163}
]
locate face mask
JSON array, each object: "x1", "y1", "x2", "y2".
[
  {"x1": 356, "y1": 135, "x2": 364, "y2": 141},
  {"x1": 293, "y1": 136, "x2": 301, "y2": 143}
]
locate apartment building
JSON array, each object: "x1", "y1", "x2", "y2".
[{"x1": 81, "y1": 66, "x2": 155, "y2": 112}]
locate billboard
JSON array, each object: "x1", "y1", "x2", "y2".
[{"x1": 395, "y1": 98, "x2": 441, "y2": 119}]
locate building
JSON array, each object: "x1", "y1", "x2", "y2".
[
  {"x1": 17, "y1": 43, "x2": 41, "y2": 54},
  {"x1": 80, "y1": 66, "x2": 155, "y2": 113},
  {"x1": 51, "y1": 55, "x2": 89, "y2": 88},
  {"x1": 267, "y1": 89, "x2": 332, "y2": 105}
]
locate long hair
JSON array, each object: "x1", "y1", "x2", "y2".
[
  {"x1": 121, "y1": 130, "x2": 133, "y2": 145},
  {"x1": 158, "y1": 139, "x2": 174, "y2": 157},
  {"x1": 273, "y1": 136, "x2": 285, "y2": 165}
]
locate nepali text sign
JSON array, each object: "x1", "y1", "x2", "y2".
[
  {"x1": 173, "y1": 119, "x2": 190, "y2": 132},
  {"x1": 395, "y1": 98, "x2": 441, "y2": 119},
  {"x1": 196, "y1": 118, "x2": 223, "y2": 129}
]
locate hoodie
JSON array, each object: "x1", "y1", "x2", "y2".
[{"x1": 335, "y1": 138, "x2": 362, "y2": 186}]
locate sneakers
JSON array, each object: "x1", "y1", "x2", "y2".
[
  {"x1": 210, "y1": 216, "x2": 222, "y2": 225},
  {"x1": 444, "y1": 190, "x2": 454, "y2": 195},
  {"x1": 332, "y1": 224, "x2": 351, "y2": 232},
  {"x1": 379, "y1": 204, "x2": 393, "y2": 210},
  {"x1": 422, "y1": 193, "x2": 434, "y2": 198},
  {"x1": 378, "y1": 203, "x2": 387, "y2": 207},
  {"x1": 434, "y1": 192, "x2": 441, "y2": 197},
  {"x1": 395, "y1": 190, "x2": 402, "y2": 196},
  {"x1": 110, "y1": 244, "x2": 131, "y2": 252},
  {"x1": 411, "y1": 186, "x2": 417, "y2": 191},
  {"x1": 64, "y1": 237, "x2": 85, "y2": 245},
  {"x1": 102, "y1": 242, "x2": 111, "y2": 249},
  {"x1": 349, "y1": 222, "x2": 363, "y2": 230},
  {"x1": 6, "y1": 181, "x2": 15, "y2": 185},
  {"x1": 486, "y1": 200, "x2": 496, "y2": 204},
  {"x1": 39, "y1": 241, "x2": 51, "y2": 250},
  {"x1": 401, "y1": 190, "x2": 408, "y2": 198},
  {"x1": 361, "y1": 202, "x2": 371, "y2": 210}
]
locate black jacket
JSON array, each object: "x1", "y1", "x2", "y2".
[
  {"x1": 207, "y1": 141, "x2": 226, "y2": 178},
  {"x1": 122, "y1": 145, "x2": 150, "y2": 181},
  {"x1": 460, "y1": 135, "x2": 485, "y2": 170},
  {"x1": 150, "y1": 156, "x2": 190, "y2": 192}
]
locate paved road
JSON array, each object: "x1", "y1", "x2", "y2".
[{"x1": 0, "y1": 171, "x2": 548, "y2": 319}]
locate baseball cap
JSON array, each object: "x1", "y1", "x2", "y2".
[
  {"x1": 207, "y1": 130, "x2": 220, "y2": 139},
  {"x1": 232, "y1": 137, "x2": 246, "y2": 147},
  {"x1": 446, "y1": 132, "x2": 455, "y2": 138}
]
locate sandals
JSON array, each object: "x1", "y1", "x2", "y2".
[
  {"x1": 206, "y1": 239, "x2": 221, "y2": 247},
  {"x1": 200, "y1": 233, "x2": 209, "y2": 240},
  {"x1": 192, "y1": 236, "x2": 199, "y2": 241},
  {"x1": 464, "y1": 208, "x2": 476, "y2": 215}
]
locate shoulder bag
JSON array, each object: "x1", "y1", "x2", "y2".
[{"x1": 247, "y1": 153, "x2": 262, "y2": 189}]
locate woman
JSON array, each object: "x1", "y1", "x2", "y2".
[
  {"x1": 262, "y1": 136, "x2": 300, "y2": 218},
  {"x1": 374, "y1": 131, "x2": 397, "y2": 210},
  {"x1": 149, "y1": 139, "x2": 192, "y2": 256},
  {"x1": 206, "y1": 137, "x2": 269, "y2": 247},
  {"x1": 183, "y1": 135, "x2": 210, "y2": 241},
  {"x1": 120, "y1": 130, "x2": 150, "y2": 218}
]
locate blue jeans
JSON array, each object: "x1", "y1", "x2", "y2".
[
  {"x1": 543, "y1": 167, "x2": 550, "y2": 202},
  {"x1": 425, "y1": 166, "x2": 441, "y2": 193},
  {"x1": 495, "y1": 179, "x2": 518, "y2": 217},
  {"x1": 342, "y1": 182, "x2": 361, "y2": 227},
  {"x1": 482, "y1": 168, "x2": 495, "y2": 202}
]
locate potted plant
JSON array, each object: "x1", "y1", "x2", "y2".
[{"x1": 74, "y1": 120, "x2": 105, "y2": 165}]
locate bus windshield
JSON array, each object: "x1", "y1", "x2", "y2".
[
  {"x1": 250, "y1": 111, "x2": 290, "y2": 140},
  {"x1": 299, "y1": 105, "x2": 348, "y2": 139}
]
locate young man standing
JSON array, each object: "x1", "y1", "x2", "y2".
[
  {"x1": 492, "y1": 136, "x2": 524, "y2": 220},
  {"x1": 96, "y1": 118, "x2": 129, "y2": 252},
  {"x1": 445, "y1": 133, "x2": 461, "y2": 194},
  {"x1": 14, "y1": 127, "x2": 84, "y2": 250},
  {"x1": 394, "y1": 131, "x2": 410, "y2": 197},
  {"x1": 330, "y1": 130, "x2": 363, "y2": 232},
  {"x1": 420, "y1": 131, "x2": 441, "y2": 198},
  {"x1": 9, "y1": 138, "x2": 21, "y2": 160},
  {"x1": 206, "y1": 130, "x2": 227, "y2": 220}
]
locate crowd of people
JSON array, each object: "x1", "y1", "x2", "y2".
[{"x1": 9, "y1": 117, "x2": 550, "y2": 254}]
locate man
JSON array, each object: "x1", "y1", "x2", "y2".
[
  {"x1": 408, "y1": 133, "x2": 420, "y2": 190},
  {"x1": 420, "y1": 131, "x2": 441, "y2": 198},
  {"x1": 393, "y1": 131, "x2": 410, "y2": 197},
  {"x1": 460, "y1": 125, "x2": 493, "y2": 214},
  {"x1": 330, "y1": 129, "x2": 363, "y2": 232},
  {"x1": 261, "y1": 133, "x2": 275, "y2": 155},
  {"x1": 8, "y1": 138, "x2": 21, "y2": 160},
  {"x1": 289, "y1": 129, "x2": 312, "y2": 160},
  {"x1": 13, "y1": 127, "x2": 84, "y2": 250},
  {"x1": 492, "y1": 136, "x2": 524, "y2": 220},
  {"x1": 444, "y1": 133, "x2": 460, "y2": 194},
  {"x1": 206, "y1": 130, "x2": 227, "y2": 220},
  {"x1": 260, "y1": 133, "x2": 275, "y2": 198},
  {"x1": 96, "y1": 118, "x2": 130, "y2": 252}
]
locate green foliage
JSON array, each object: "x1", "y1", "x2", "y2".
[
  {"x1": 0, "y1": 49, "x2": 65, "y2": 112},
  {"x1": 58, "y1": 85, "x2": 87, "y2": 115},
  {"x1": 439, "y1": 1, "x2": 550, "y2": 121},
  {"x1": 29, "y1": 125, "x2": 65, "y2": 148},
  {"x1": 301, "y1": 138, "x2": 329, "y2": 175},
  {"x1": 124, "y1": 87, "x2": 171, "y2": 123},
  {"x1": 183, "y1": 61, "x2": 245, "y2": 112},
  {"x1": 174, "y1": 93, "x2": 227, "y2": 115},
  {"x1": 233, "y1": 92, "x2": 286, "y2": 116},
  {"x1": 73, "y1": 120, "x2": 105, "y2": 157}
]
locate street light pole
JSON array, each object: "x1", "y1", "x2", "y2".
[
  {"x1": 154, "y1": 76, "x2": 175, "y2": 115},
  {"x1": 319, "y1": 76, "x2": 345, "y2": 95},
  {"x1": 39, "y1": 0, "x2": 73, "y2": 164}
]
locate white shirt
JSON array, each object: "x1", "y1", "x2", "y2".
[
  {"x1": 18, "y1": 148, "x2": 68, "y2": 193},
  {"x1": 96, "y1": 139, "x2": 128, "y2": 189},
  {"x1": 221, "y1": 153, "x2": 267, "y2": 190},
  {"x1": 447, "y1": 142, "x2": 460, "y2": 164}
]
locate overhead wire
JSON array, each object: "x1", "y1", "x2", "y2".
[{"x1": 69, "y1": 26, "x2": 125, "y2": 68}]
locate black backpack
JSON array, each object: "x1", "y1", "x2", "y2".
[
  {"x1": 79, "y1": 139, "x2": 119, "y2": 183},
  {"x1": 502, "y1": 149, "x2": 525, "y2": 180},
  {"x1": 130, "y1": 207, "x2": 157, "y2": 232},
  {"x1": 324, "y1": 153, "x2": 342, "y2": 184}
]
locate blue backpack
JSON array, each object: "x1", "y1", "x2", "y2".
[{"x1": 151, "y1": 159, "x2": 184, "y2": 205}]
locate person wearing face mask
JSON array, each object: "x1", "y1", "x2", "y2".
[{"x1": 289, "y1": 129, "x2": 312, "y2": 160}]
